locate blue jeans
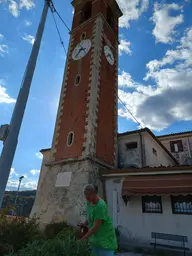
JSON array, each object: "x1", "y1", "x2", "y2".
[{"x1": 92, "y1": 247, "x2": 114, "y2": 256}]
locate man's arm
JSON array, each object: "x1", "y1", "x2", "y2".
[{"x1": 80, "y1": 219, "x2": 102, "y2": 240}]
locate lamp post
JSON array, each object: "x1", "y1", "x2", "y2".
[{"x1": 13, "y1": 175, "x2": 24, "y2": 216}]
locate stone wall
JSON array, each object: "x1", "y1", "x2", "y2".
[
  {"x1": 118, "y1": 134, "x2": 142, "y2": 169},
  {"x1": 30, "y1": 158, "x2": 103, "y2": 226}
]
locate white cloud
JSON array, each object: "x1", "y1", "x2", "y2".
[
  {"x1": 0, "y1": 79, "x2": 16, "y2": 104},
  {"x1": 151, "y1": 3, "x2": 184, "y2": 44},
  {"x1": 0, "y1": 34, "x2": 8, "y2": 57},
  {"x1": 118, "y1": 27, "x2": 192, "y2": 131},
  {"x1": 117, "y1": 0, "x2": 149, "y2": 28},
  {"x1": 24, "y1": 19, "x2": 32, "y2": 26},
  {"x1": 35, "y1": 152, "x2": 43, "y2": 160},
  {"x1": 22, "y1": 34, "x2": 35, "y2": 45},
  {"x1": 8, "y1": 0, "x2": 19, "y2": 17},
  {"x1": 1, "y1": 0, "x2": 35, "y2": 17},
  {"x1": 9, "y1": 168, "x2": 18, "y2": 177},
  {"x1": 0, "y1": 44, "x2": 8, "y2": 56},
  {"x1": 30, "y1": 169, "x2": 40, "y2": 175},
  {"x1": 7, "y1": 178, "x2": 37, "y2": 190},
  {"x1": 119, "y1": 39, "x2": 132, "y2": 56},
  {"x1": 118, "y1": 71, "x2": 138, "y2": 88},
  {"x1": 19, "y1": 0, "x2": 35, "y2": 10}
]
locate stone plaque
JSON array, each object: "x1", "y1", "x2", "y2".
[{"x1": 55, "y1": 172, "x2": 72, "y2": 187}]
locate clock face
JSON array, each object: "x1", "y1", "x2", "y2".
[
  {"x1": 72, "y1": 39, "x2": 92, "y2": 60},
  {"x1": 104, "y1": 45, "x2": 114, "y2": 65}
]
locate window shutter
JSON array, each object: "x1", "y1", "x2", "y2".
[
  {"x1": 170, "y1": 141, "x2": 175, "y2": 152},
  {"x1": 178, "y1": 140, "x2": 183, "y2": 152}
]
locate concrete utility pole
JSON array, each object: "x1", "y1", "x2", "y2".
[{"x1": 0, "y1": 1, "x2": 49, "y2": 207}]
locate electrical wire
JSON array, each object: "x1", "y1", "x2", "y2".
[
  {"x1": 118, "y1": 96, "x2": 142, "y2": 127},
  {"x1": 51, "y1": 11, "x2": 67, "y2": 55},
  {"x1": 49, "y1": 0, "x2": 71, "y2": 33}
]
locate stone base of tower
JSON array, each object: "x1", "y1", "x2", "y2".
[{"x1": 30, "y1": 153, "x2": 104, "y2": 226}]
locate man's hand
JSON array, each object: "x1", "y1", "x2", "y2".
[{"x1": 80, "y1": 219, "x2": 102, "y2": 240}]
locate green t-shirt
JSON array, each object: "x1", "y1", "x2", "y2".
[{"x1": 87, "y1": 199, "x2": 117, "y2": 251}]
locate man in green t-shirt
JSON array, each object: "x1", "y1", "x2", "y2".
[{"x1": 80, "y1": 184, "x2": 117, "y2": 256}]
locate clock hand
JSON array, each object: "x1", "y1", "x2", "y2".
[
  {"x1": 107, "y1": 53, "x2": 112, "y2": 61},
  {"x1": 77, "y1": 47, "x2": 87, "y2": 57},
  {"x1": 75, "y1": 48, "x2": 81, "y2": 58}
]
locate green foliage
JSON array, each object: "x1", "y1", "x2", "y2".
[
  {"x1": 0, "y1": 212, "x2": 40, "y2": 255},
  {"x1": 6, "y1": 235, "x2": 92, "y2": 256},
  {"x1": 2, "y1": 190, "x2": 36, "y2": 217},
  {"x1": 44, "y1": 221, "x2": 75, "y2": 239}
]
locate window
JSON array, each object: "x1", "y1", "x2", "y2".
[
  {"x1": 170, "y1": 140, "x2": 183, "y2": 153},
  {"x1": 142, "y1": 196, "x2": 163, "y2": 213},
  {"x1": 80, "y1": 2, "x2": 92, "y2": 24},
  {"x1": 67, "y1": 132, "x2": 74, "y2": 146},
  {"x1": 107, "y1": 6, "x2": 115, "y2": 29},
  {"x1": 171, "y1": 195, "x2": 192, "y2": 214},
  {"x1": 80, "y1": 32, "x2": 86, "y2": 41},
  {"x1": 74, "y1": 74, "x2": 81, "y2": 86},
  {"x1": 126, "y1": 142, "x2": 137, "y2": 150},
  {"x1": 153, "y1": 148, "x2": 157, "y2": 156}
]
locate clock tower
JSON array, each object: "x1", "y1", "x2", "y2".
[{"x1": 31, "y1": 0, "x2": 122, "y2": 225}]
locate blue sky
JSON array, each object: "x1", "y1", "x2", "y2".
[{"x1": 0, "y1": 0, "x2": 192, "y2": 190}]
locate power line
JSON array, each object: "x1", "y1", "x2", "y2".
[
  {"x1": 51, "y1": 11, "x2": 67, "y2": 55},
  {"x1": 48, "y1": 0, "x2": 140, "y2": 127},
  {"x1": 118, "y1": 96, "x2": 141, "y2": 127},
  {"x1": 49, "y1": 0, "x2": 71, "y2": 33}
]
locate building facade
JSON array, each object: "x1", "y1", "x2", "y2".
[
  {"x1": 118, "y1": 128, "x2": 178, "y2": 169},
  {"x1": 102, "y1": 166, "x2": 192, "y2": 250},
  {"x1": 158, "y1": 131, "x2": 192, "y2": 166}
]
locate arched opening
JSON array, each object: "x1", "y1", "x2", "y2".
[
  {"x1": 80, "y1": 32, "x2": 86, "y2": 41},
  {"x1": 80, "y1": 2, "x2": 92, "y2": 24},
  {"x1": 67, "y1": 132, "x2": 74, "y2": 146},
  {"x1": 74, "y1": 74, "x2": 81, "y2": 86},
  {"x1": 107, "y1": 6, "x2": 115, "y2": 29}
]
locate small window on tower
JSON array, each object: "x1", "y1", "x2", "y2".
[
  {"x1": 74, "y1": 74, "x2": 81, "y2": 86},
  {"x1": 67, "y1": 132, "x2": 74, "y2": 146},
  {"x1": 80, "y1": 2, "x2": 92, "y2": 24},
  {"x1": 80, "y1": 32, "x2": 86, "y2": 41},
  {"x1": 107, "y1": 6, "x2": 115, "y2": 29}
]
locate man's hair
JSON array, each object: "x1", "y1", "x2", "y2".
[{"x1": 84, "y1": 184, "x2": 98, "y2": 194}]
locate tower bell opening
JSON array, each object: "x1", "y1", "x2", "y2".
[{"x1": 80, "y1": 1, "x2": 92, "y2": 24}]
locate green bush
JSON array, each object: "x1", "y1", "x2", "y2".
[
  {"x1": 44, "y1": 221, "x2": 75, "y2": 239},
  {"x1": 0, "y1": 212, "x2": 40, "y2": 255},
  {"x1": 6, "y1": 235, "x2": 92, "y2": 256}
]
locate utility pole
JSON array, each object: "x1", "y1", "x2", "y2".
[{"x1": 0, "y1": 1, "x2": 50, "y2": 207}]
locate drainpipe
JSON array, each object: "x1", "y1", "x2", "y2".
[{"x1": 139, "y1": 132, "x2": 144, "y2": 167}]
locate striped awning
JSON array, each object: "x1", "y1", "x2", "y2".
[{"x1": 122, "y1": 173, "x2": 192, "y2": 196}]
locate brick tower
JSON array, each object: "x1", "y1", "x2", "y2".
[{"x1": 31, "y1": 0, "x2": 122, "y2": 225}]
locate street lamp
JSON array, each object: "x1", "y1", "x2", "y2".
[{"x1": 13, "y1": 176, "x2": 24, "y2": 216}]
